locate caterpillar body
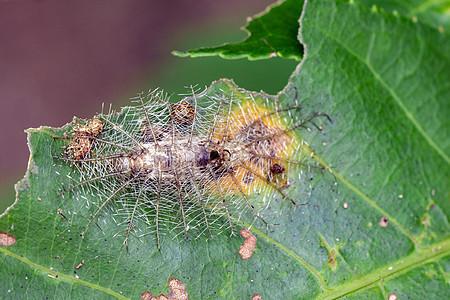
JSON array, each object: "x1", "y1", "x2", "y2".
[{"x1": 57, "y1": 80, "x2": 329, "y2": 249}]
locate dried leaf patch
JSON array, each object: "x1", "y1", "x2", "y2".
[
  {"x1": 0, "y1": 232, "x2": 16, "y2": 246},
  {"x1": 141, "y1": 278, "x2": 188, "y2": 300},
  {"x1": 239, "y1": 228, "x2": 257, "y2": 259}
]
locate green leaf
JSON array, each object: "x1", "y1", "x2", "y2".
[
  {"x1": 356, "y1": 0, "x2": 450, "y2": 32},
  {"x1": 278, "y1": 0, "x2": 450, "y2": 297},
  {"x1": 1, "y1": 0, "x2": 449, "y2": 299},
  {"x1": 172, "y1": 0, "x2": 305, "y2": 60}
]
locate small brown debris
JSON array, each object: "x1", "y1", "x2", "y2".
[
  {"x1": 238, "y1": 228, "x2": 257, "y2": 260},
  {"x1": 251, "y1": 294, "x2": 263, "y2": 300},
  {"x1": 421, "y1": 215, "x2": 430, "y2": 226},
  {"x1": 171, "y1": 101, "x2": 195, "y2": 126},
  {"x1": 57, "y1": 208, "x2": 70, "y2": 223},
  {"x1": 0, "y1": 232, "x2": 16, "y2": 246},
  {"x1": 388, "y1": 294, "x2": 398, "y2": 300},
  {"x1": 379, "y1": 217, "x2": 389, "y2": 227},
  {"x1": 85, "y1": 118, "x2": 104, "y2": 136},
  {"x1": 75, "y1": 260, "x2": 85, "y2": 269},
  {"x1": 65, "y1": 119, "x2": 104, "y2": 159},
  {"x1": 141, "y1": 278, "x2": 188, "y2": 300}
]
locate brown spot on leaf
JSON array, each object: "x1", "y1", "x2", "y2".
[
  {"x1": 379, "y1": 217, "x2": 388, "y2": 227},
  {"x1": 421, "y1": 215, "x2": 430, "y2": 227},
  {"x1": 239, "y1": 228, "x2": 257, "y2": 260},
  {"x1": 141, "y1": 292, "x2": 153, "y2": 300},
  {"x1": 0, "y1": 232, "x2": 16, "y2": 246},
  {"x1": 327, "y1": 249, "x2": 337, "y2": 270},
  {"x1": 75, "y1": 260, "x2": 85, "y2": 269},
  {"x1": 141, "y1": 278, "x2": 188, "y2": 300}
]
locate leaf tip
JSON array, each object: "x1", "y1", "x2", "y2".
[{"x1": 171, "y1": 50, "x2": 189, "y2": 57}]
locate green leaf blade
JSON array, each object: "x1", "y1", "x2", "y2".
[
  {"x1": 276, "y1": 0, "x2": 449, "y2": 296},
  {"x1": 173, "y1": 0, "x2": 305, "y2": 60},
  {"x1": 1, "y1": 0, "x2": 449, "y2": 298},
  {"x1": 356, "y1": 0, "x2": 450, "y2": 32}
]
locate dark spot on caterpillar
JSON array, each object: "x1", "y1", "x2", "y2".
[{"x1": 270, "y1": 163, "x2": 285, "y2": 174}]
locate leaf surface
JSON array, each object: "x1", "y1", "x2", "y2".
[
  {"x1": 1, "y1": 0, "x2": 449, "y2": 299},
  {"x1": 357, "y1": 0, "x2": 450, "y2": 32},
  {"x1": 172, "y1": 0, "x2": 305, "y2": 60}
]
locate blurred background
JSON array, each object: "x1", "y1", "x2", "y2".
[{"x1": 0, "y1": 0, "x2": 298, "y2": 211}]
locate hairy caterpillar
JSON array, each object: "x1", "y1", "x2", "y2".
[{"x1": 56, "y1": 80, "x2": 330, "y2": 249}]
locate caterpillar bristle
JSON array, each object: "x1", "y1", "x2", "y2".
[{"x1": 55, "y1": 82, "x2": 330, "y2": 249}]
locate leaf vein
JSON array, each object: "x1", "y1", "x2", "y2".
[
  {"x1": 236, "y1": 218, "x2": 327, "y2": 290},
  {"x1": 309, "y1": 16, "x2": 450, "y2": 164},
  {"x1": 0, "y1": 247, "x2": 128, "y2": 300}
]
